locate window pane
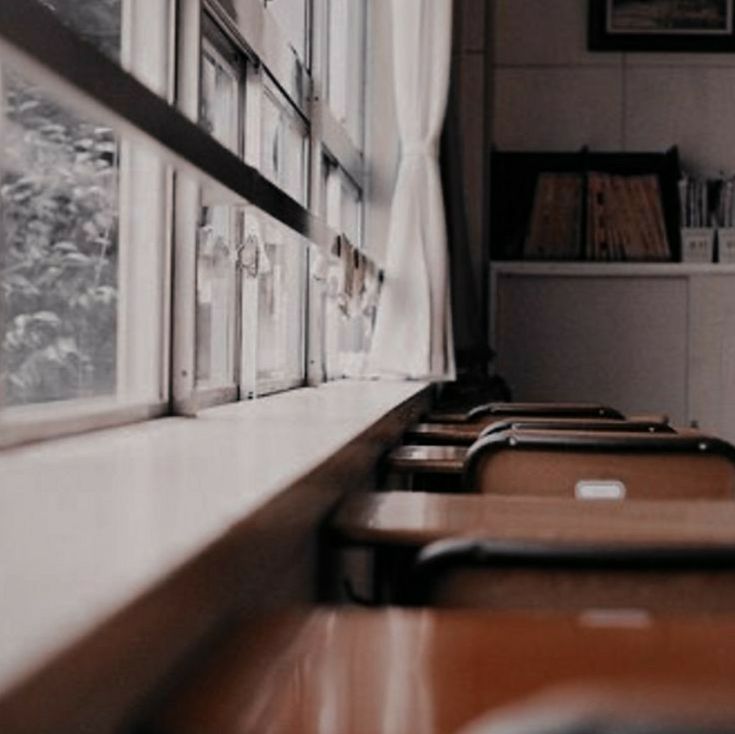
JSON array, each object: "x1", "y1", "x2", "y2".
[
  {"x1": 322, "y1": 164, "x2": 366, "y2": 380},
  {"x1": 325, "y1": 162, "x2": 362, "y2": 247},
  {"x1": 261, "y1": 83, "x2": 308, "y2": 205},
  {"x1": 253, "y1": 218, "x2": 306, "y2": 390},
  {"x1": 0, "y1": 65, "x2": 168, "y2": 410},
  {"x1": 0, "y1": 72, "x2": 119, "y2": 406},
  {"x1": 196, "y1": 205, "x2": 237, "y2": 388},
  {"x1": 200, "y1": 43, "x2": 240, "y2": 152},
  {"x1": 3, "y1": 2, "x2": 125, "y2": 404},
  {"x1": 40, "y1": 0, "x2": 122, "y2": 60},
  {"x1": 264, "y1": 0, "x2": 307, "y2": 64},
  {"x1": 327, "y1": 0, "x2": 365, "y2": 144},
  {"x1": 340, "y1": 174, "x2": 361, "y2": 246},
  {"x1": 43, "y1": 0, "x2": 174, "y2": 101},
  {"x1": 196, "y1": 31, "x2": 244, "y2": 392}
]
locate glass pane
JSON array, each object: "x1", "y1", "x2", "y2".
[
  {"x1": 40, "y1": 0, "x2": 122, "y2": 60},
  {"x1": 260, "y1": 85, "x2": 307, "y2": 205},
  {"x1": 256, "y1": 220, "x2": 306, "y2": 389},
  {"x1": 0, "y1": 62, "x2": 168, "y2": 410},
  {"x1": 196, "y1": 205, "x2": 237, "y2": 387},
  {"x1": 325, "y1": 163, "x2": 362, "y2": 246},
  {"x1": 265, "y1": 0, "x2": 307, "y2": 63},
  {"x1": 327, "y1": 0, "x2": 364, "y2": 143},
  {"x1": 327, "y1": 0, "x2": 347, "y2": 123},
  {"x1": 340, "y1": 174, "x2": 361, "y2": 246},
  {"x1": 200, "y1": 44, "x2": 240, "y2": 152},
  {"x1": 0, "y1": 72, "x2": 119, "y2": 406}
]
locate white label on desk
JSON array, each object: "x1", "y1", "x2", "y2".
[{"x1": 575, "y1": 479, "x2": 626, "y2": 500}]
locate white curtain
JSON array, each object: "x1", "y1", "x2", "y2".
[{"x1": 368, "y1": 0, "x2": 455, "y2": 380}]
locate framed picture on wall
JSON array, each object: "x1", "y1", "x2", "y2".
[{"x1": 589, "y1": 0, "x2": 735, "y2": 51}]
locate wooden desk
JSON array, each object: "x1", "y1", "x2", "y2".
[
  {"x1": 387, "y1": 445, "x2": 467, "y2": 474},
  {"x1": 333, "y1": 491, "x2": 735, "y2": 549},
  {"x1": 153, "y1": 608, "x2": 735, "y2": 734}
]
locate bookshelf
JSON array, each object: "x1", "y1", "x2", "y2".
[{"x1": 490, "y1": 148, "x2": 682, "y2": 262}]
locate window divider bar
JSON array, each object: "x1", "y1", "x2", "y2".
[{"x1": 315, "y1": 101, "x2": 365, "y2": 189}]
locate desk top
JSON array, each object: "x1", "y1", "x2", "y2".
[
  {"x1": 154, "y1": 608, "x2": 735, "y2": 734},
  {"x1": 388, "y1": 445, "x2": 467, "y2": 473},
  {"x1": 332, "y1": 491, "x2": 735, "y2": 548}
]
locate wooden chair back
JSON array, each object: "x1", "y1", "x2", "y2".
[
  {"x1": 465, "y1": 430, "x2": 735, "y2": 500},
  {"x1": 412, "y1": 539, "x2": 735, "y2": 612}
]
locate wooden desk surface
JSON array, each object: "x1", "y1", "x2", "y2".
[
  {"x1": 388, "y1": 445, "x2": 467, "y2": 473},
  {"x1": 332, "y1": 491, "x2": 735, "y2": 548},
  {"x1": 154, "y1": 608, "x2": 735, "y2": 734}
]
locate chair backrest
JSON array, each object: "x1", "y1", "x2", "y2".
[
  {"x1": 411, "y1": 539, "x2": 735, "y2": 612},
  {"x1": 478, "y1": 418, "x2": 675, "y2": 439},
  {"x1": 464, "y1": 430, "x2": 735, "y2": 500},
  {"x1": 427, "y1": 402, "x2": 625, "y2": 424}
]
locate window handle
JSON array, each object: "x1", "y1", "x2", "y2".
[{"x1": 237, "y1": 233, "x2": 259, "y2": 278}]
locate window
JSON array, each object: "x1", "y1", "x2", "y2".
[
  {"x1": 40, "y1": 0, "x2": 122, "y2": 59},
  {"x1": 326, "y1": 0, "x2": 366, "y2": 144},
  {"x1": 263, "y1": 0, "x2": 309, "y2": 66},
  {"x1": 254, "y1": 219, "x2": 307, "y2": 392},
  {"x1": 0, "y1": 0, "x2": 378, "y2": 445},
  {"x1": 260, "y1": 78, "x2": 308, "y2": 206},
  {"x1": 0, "y1": 1, "x2": 122, "y2": 407},
  {"x1": 1, "y1": 73, "x2": 120, "y2": 406},
  {"x1": 195, "y1": 26, "x2": 246, "y2": 395},
  {"x1": 1, "y1": 0, "x2": 170, "y2": 418}
]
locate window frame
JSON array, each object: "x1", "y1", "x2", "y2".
[
  {"x1": 0, "y1": 0, "x2": 379, "y2": 446},
  {"x1": 0, "y1": 0, "x2": 175, "y2": 444}
]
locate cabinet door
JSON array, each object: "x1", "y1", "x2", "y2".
[
  {"x1": 495, "y1": 274, "x2": 688, "y2": 423},
  {"x1": 688, "y1": 276, "x2": 735, "y2": 443}
]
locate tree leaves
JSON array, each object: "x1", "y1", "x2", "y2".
[{"x1": 0, "y1": 74, "x2": 119, "y2": 405}]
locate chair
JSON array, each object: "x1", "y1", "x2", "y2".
[
  {"x1": 405, "y1": 416, "x2": 673, "y2": 446},
  {"x1": 464, "y1": 430, "x2": 735, "y2": 500},
  {"x1": 479, "y1": 417, "x2": 674, "y2": 438},
  {"x1": 410, "y1": 538, "x2": 735, "y2": 612},
  {"x1": 426, "y1": 401, "x2": 625, "y2": 425}
]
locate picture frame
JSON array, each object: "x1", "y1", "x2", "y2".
[{"x1": 589, "y1": 0, "x2": 735, "y2": 52}]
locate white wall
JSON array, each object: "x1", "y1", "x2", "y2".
[{"x1": 492, "y1": 0, "x2": 735, "y2": 176}]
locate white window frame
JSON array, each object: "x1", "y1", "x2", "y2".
[
  {"x1": 0, "y1": 0, "x2": 175, "y2": 446},
  {"x1": 0, "y1": 0, "x2": 379, "y2": 445}
]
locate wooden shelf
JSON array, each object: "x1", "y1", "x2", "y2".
[{"x1": 491, "y1": 261, "x2": 735, "y2": 278}]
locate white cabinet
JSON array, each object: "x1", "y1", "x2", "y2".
[{"x1": 491, "y1": 263, "x2": 735, "y2": 442}]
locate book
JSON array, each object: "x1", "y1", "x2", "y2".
[{"x1": 524, "y1": 173, "x2": 583, "y2": 260}]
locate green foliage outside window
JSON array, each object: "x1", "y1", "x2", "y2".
[{"x1": 0, "y1": 1, "x2": 121, "y2": 406}]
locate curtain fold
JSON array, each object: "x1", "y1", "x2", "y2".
[{"x1": 368, "y1": 0, "x2": 455, "y2": 380}]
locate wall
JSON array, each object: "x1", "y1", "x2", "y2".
[
  {"x1": 491, "y1": 0, "x2": 735, "y2": 176},
  {"x1": 452, "y1": 0, "x2": 491, "y2": 301}
]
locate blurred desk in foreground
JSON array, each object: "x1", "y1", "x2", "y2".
[{"x1": 153, "y1": 608, "x2": 735, "y2": 734}]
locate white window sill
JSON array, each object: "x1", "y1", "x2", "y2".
[{"x1": 0, "y1": 379, "x2": 429, "y2": 694}]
